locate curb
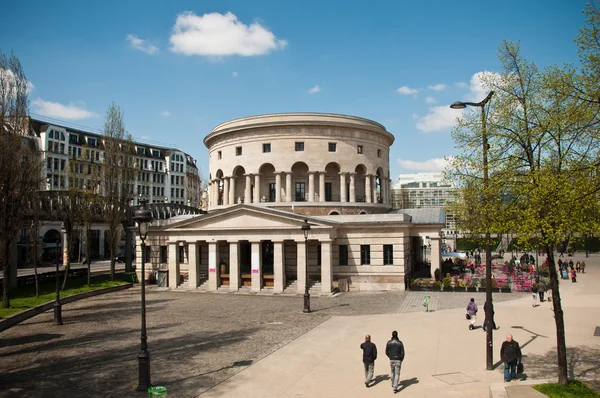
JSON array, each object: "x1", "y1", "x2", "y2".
[
  {"x1": 0, "y1": 283, "x2": 133, "y2": 333},
  {"x1": 489, "y1": 378, "x2": 555, "y2": 398}
]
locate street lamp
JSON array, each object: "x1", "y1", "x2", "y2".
[
  {"x1": 132, "y1": 199, "x2": 154, "y2": 391},
  {"x1": 450, "y1": 91, "x2": 495, "y2": 370},
  {"x1": 54, "y1": 236, "x2": 63, "y2": 325},
  {"x1": 301, "y1": 219, "x2": 311, "y2": 313}
]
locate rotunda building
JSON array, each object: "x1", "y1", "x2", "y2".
[{"x1": 205, "y1": 113, "x2": 395, "y2": 215}]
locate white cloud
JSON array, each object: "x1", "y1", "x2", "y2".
[
  {"x1": 160, "y1": 110, "x2": 171, "y2": 117},
  {"x1": 397, "y1": 157, "x2": 452, "y2": 172},
  {"x1": 308, "y1": 85, "x2": 320, "y2": 94},
  {"x1": 428, "y1": 84, "x2": 446, "y2": 91},
  {"x1": 454, "y1": 81, "x2": 468, "y2": 89},
  {"x1": 396, "y1": 86, "x2": 418, "y2": 95},
  {"x1": 425, "y1": 96, "x2": 436, "y2": 104},
  {"x1": 169, "y1": 11, "x2": 287, "y2": 57},
  {"x1": 126, "y1": 34, "x2": 159, "y2": 55},
  {"x1": 466, "y1": 71, "x2": 501, "y2": 101},
  {"x1": 232, "y1": 71, "x2": 238, "y2": 77},
  {"x1": 415, "y1": 105, "x2": 464, "y2": 133},
  {"x1": 32, "y1": 98, "x2": 98, "y2": 120}
]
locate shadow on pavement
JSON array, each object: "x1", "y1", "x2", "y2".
[
  {"x1": 522, "y1": 345, "x2": 600, "y2": 382},
  {"x1": 397, "y1": 377, "x2": 419, "y2": 392},
  {"x1": 369, "y1": 374, "x2": 390, "y2": 387},
  {"x1": 0, "y1": 333, "x2": 63, "y2": 348}
]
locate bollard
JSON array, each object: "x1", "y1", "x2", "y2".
[{"x1": 423, "y1": 295, "x2": 430, "y2": 312}]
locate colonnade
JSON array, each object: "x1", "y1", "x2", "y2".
[
  {"x1": 165, "y1": 239, "x2": 333, "y2": 294},
  {"x1": 210, "y1": 172, "x2": 391, "y2": 208}
]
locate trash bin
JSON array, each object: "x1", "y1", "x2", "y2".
[
  {"x1": 148, "y1": 386, "x2": 167, "y2": 396},
  {"x1": 157, "y1": 270, "x2": 168, "y2": 287}
]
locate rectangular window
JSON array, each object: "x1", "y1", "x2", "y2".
[
  {"x1": 384, "y1": 244, "x2": 393, "y2": 265},
  {"x1": 263, "y1": 143, "x2": 271, "y2": 153},
  {"x1": 152, "y1": 186, "x2": 156, "y2": 195},
  {"x1": 60, "y1": 143, "x2": 65, "y2": 154},
  {"x1": 49, "y1": 130, "x2": 54, "y2": 139},
  {"x1": 328, "y1": 142, "x2": 336, "y2": 152},
  {"x1": 357, "y1": 145, "x2": 363, "y2": 154},
  {"x1": 269, "y1": 183, "x2": 276, "y2": 202},
  {"x1": 339, "y1": 245, "x2": 348, "y2": 266},
  {"x1": 171, "y1": 175, "x2": 174, "y2": 185},
  {"x1": 179, "y1": 245, "x2": 185, "y2": 263},
  {"x1": 325, "y1": 182, "x2": 332, "y2": 201},
  {"x1": 317, "y1": 244, "x2": 322, "y2": 265},
  {"x1": 160, "y1": 246, "x2": 168, "y2": 263},
  {"x1": 360, "y1": 245, "x2": 370, "y2": 265},
  {"x1": 295, "y1": 142, "x2": 304, "y2": 151},
  {"x1": 295, "y1": 182, "x2": 305, "y2": 201},
  {"x1": 217, "y1": 151, "x2": 222, "y2": 159},
  {"x1": 377, "y1": 149, "x2": 382, "y2": 158},
  {"x1": 88, "y1": 138, "x2": 96, "y2": 146},
  {"x1": 236, "y1": 146, "x2": 242, "y2": 156}
]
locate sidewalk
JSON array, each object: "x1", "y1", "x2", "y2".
[{"x1": 201, "y1": 256, "x2": 600, "y2": 397}]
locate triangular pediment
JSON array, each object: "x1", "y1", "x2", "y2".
[{"x1": 163, "y1": 205, "x2": 334, "y2": 232}]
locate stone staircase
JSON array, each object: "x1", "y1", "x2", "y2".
[{"x1": 283, "y1": 280, "x2": 321, "y2": 295}]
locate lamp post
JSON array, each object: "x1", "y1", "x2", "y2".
[
  {"x1": 54, "y1": 236, "x2": 63, "y2": 325},
  {"x1": 301, "y1": 219, "x2": 311, "y2": 313},
  {"x1": 451, "y1": 91, "x2": 495, "y2": 370},
  {"x1": 124, "y1": 198, "x2": 134, "y2": 273},
  {"x1": 132, "y1": 199, "x2": 154, "y2": 391}
]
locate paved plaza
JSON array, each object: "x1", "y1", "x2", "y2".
[{"x1": 0, "y1": 255, "x2": 598, "y2": 397}]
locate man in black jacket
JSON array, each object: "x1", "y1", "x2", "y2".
[
  {"x1": 385, "y1": 330, "x2": 405, "y2": 392},
  {"x1": 360, "y1": 334, "x2": 377, "y2": 387},
  {"x1": 500, "y1": 334, "x2": 522, "y2": 382}
]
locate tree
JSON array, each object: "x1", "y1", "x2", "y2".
[
  {"x1": 100, "y1": 103, "x2": 136, "y2": 281},
  {"x1": 0, "y1": 51, "x2": 44, "y2": 308},
  {"x1": 448, "y1": 38, "x2": 600, "y2": 384}
]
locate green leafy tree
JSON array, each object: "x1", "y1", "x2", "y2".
[{"x1": 448, "y1": 36, "x2": 600, "y2": 384}]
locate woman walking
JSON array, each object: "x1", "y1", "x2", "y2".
[{"x1": 466, "y1": 298, "x2": 478, "y2": 330}]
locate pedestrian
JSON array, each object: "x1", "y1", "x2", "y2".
[
  {"x1": 531, "y1": 283, "x2": 538, "y2": 307},
  {"x1": 466, "y1": 298, "x2": 478, "y2": 330},
  {"x1": 500, "y1": 334, "x2": 522, "y2": 382},
  {"x1": 483, "y1": 300, "x2": 497, "y2": 331},
  {"x1": 360, "y1": 334, "x2": 377, "y2": 387},
  {"x1": 569, "y1": 259, "x2": 574, "y2": 268},
  {"x1": 385, "y1": 330, "x2": 405, "y2": 393},
  {"x1": 570, "y1": 268, "x2": 577, "y2": 283},
  {"x1": 537, "y1": 280, "x2": 546, "y2": 302},
  {"x1": 576, "y1": 261, "x2": 581, "y2": 273},
  {"x1": 581, "y1": 261, "x2": 586, "y2": 273}
]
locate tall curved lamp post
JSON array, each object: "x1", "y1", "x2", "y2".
[
  {"x1": 450, "y1": 91, "x2": 495, "y2": 370},
  {"x1": 132, "y1": 199, "x2": 153, "y2": 391},
  {"x1": 302, "y1": 219, "x2": 311, "y2": 313},
  {"x1": 54, "y1": 236, "x2": 63, "y2": 325}
]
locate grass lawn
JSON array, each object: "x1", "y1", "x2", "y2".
[
  {"x1": 534, "y1": 380, "x2": 600, "y2": 398},
  {"x1": 0, "y1": 274, "x2": 128, "y2": 319}
]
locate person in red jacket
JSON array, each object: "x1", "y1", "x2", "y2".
[{"x1": 570, "y1": 268, "x2": 577, "y2": 283}]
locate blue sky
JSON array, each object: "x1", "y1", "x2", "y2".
[{"x1": 0, "y1": 0, "x2": 589, "y2": 182}]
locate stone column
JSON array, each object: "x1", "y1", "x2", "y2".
[
  {"x1": 339, "y1": 172, "x2": 347, "y2": 202},
  {"x1": 430, "y1": 237, "x2": 442, "y2": 281},
  {"x1": 349, "y1": 173, "x2": 356, "y2": 203},
  {"x1": 228, "y1": 177, "x2": 235, "y2": 205},
  {"x1": 188, "y1": 241, "x2": 199, "y2": 289},
  {"x1": 319, "y1": 172, "x2": 325, "y2": 202},
  {"x1": 307, "y1": 172, "x2": 315, "y2": 202},
  {"x1": 297, "y1": 240, "x2": 307, "y2": 294},
  {"x1": 223, "y1": 177, "x2": 229, "y2": 206},
  {"x1": 168, "y1": 242, "x2": 179, "y2": 288},
  {"x1": 251, "y1": 241, "x2": 262, "y2": 292},
  {"x1": 365, "y1": 174, "x2": 372, "y2": 203},
  {"x1": 208, "y1": 242, "x2": 219, "y2": 291},
  {"x1": 229, "y1": 241, "x2": 240, "y2": 291},
  {"x1": 272, "y1": 241, "x2": 284, "y2": 293},
  {"x1": 285, "y1": 172, "x2": 292, "y2": 202},
  {"x1": 254, "y1": 174, "x2": 261, "y2": 203},
  {"x1": 275, "y1": 173, "x2": 281, "y2": 202},
  {"x1": 321, "y1": 241, "x2": 333, "y2": 294},
  {"x1": 244, "y1": 174, "x2": 252, "y2": 204}
]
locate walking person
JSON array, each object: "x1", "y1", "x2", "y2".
[
  {"x1": 570, "y1": 268, "x2": 577, "y2": 283},
  {"x1": 581, "y1": 261, "x2": 586, "y2": 273},
  {"x1": 500, "y1": 334, "x2": 522, "y2": 382},
  {"x1": 466, "y1": 298, "x2": 478, "y2": 330},
  {"x1": 385, "y1": 330, "x2": 405, "y2": 393},
  {"x1": 537, "y1": 280, "x2": 546, "y2": 302},
  {"x1": 360, "y1": 334, "x2": 377, "y2": 387},
  {"x1": 576, "y1": 261, "x2": 581, "y2": 273},
  {"x1": 531, "y1": 283, "x2": 538, "y2": 307}
]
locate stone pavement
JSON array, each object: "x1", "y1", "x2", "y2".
[{"x1": 202, "y1": 254, "x2": 600, "y2": 397}]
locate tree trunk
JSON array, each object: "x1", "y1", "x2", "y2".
[
  {"x1": 545, "y1": 246, "x2": 569, "y2": 384},
  {"x1": 61, "y1": 224, "x2": 72, "y2": 291},
  {"x1": 2, "y1": 240, "x2": 11, "y2": 308},
  {"x1": 86, "y1": 229, "x2": 92, "y2": 286}
]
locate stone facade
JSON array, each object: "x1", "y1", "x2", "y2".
[{"x1": 141, "y1": 113, "x2": 443, "y2": 293}]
